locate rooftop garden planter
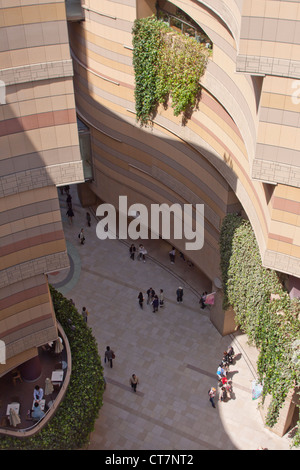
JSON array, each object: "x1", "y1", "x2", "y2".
[{"x1": 132, "y1": 16, "x2": 210, "y2": 125}]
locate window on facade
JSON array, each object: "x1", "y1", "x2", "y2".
[{"x1": 77, "y1": 116, "x2": 93, "y2": 181}]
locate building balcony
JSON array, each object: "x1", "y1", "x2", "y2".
[{"x1": 0, "y1": 323, "x2": 71, "y2": 437}]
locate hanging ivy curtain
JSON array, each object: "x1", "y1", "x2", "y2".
[{"x1": 132, "y1": 16, "x2": 209, "y2": 124}]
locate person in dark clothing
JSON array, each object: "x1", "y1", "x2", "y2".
[
  {"x1": 176, "y1": 287, "x2": 183, "y2": 303},
  {"x1": 208, "y1": 387, "x2": 216, "y2": 408},
  {"x1": 152, "y1": 295, "x2": 159, "y2": 312},
  {"x1": 104, "y1": 346, "x2": 115, "y2": 368},
  {"x1": 147, "y1": 287, "x2": 155, "y2": 305},
  {"x1": 130, "y1": 244, "x2": 136, "y2": 260},
  {"x1": 138, "y1": 292, "x2": 144, "y2": 309},
  {"x1": 200, "y1": 292, "x2": 207, "y2": 309},
  {"x1": 66, "y1": 194, "x2": 72, "y2": 208},
  {"x1": 86, "y1": 212, "x2": 91, "y2": 227},
  {"x1": 169, "y1": 247, "x2": 175, "y2": 264},
  {"x1": 66, "y1": 207, "x2": 74, "y2": 224}
]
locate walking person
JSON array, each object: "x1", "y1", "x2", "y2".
[
  {"x1": 159, "y1": 289, "x2": 164, "y2": 308},
  {"x1": 208, "y1": 387, "x2": 216, "y2": 408},
  {"x1": 152, "y1": 295, "x2": 159, "y2": 312},
  {"x1": 86, "y1": 212, "x2": 91, "y2": 227},
  {"x1": 104, "y1": 346, "x2": 115, "y2": 368},
  {"x1": 129, "y1": 244, "x2": 136, "y2": 260},
  {"x1": 200, "y1": 292, "x2": 207, "y2": 309},
  {"x1": 219, "y1": 386, "x2": 227, "y2": 402},
  {"x1": 227, "y1": 345, "x2": 236, "y2": 362},
  {"x1": 169, "y1": 247, "x2": 176, "y2": 264},
  {"x1": 138, "y1": 244, "x2": 143, "y2": 261},
  {"x1": 129, "y1": 374, "x2": 139, "y2": 393},
  {"x1": 138, "y1": 292, "x2": 144, "y2": 309},
  {"x1": 81, "y1": 306, "x2": 89, "y2": 323},
  {"x1": 66, "y1": 194, "x2": 72, "y2": 209},
  {"x1": 176, "y1": 286, "x2": 183, "y2": 303},
  {"x1": 224, "y1": 380, "x2": 232, "y2": 399},
  {"x1": 66, "y1": 207, "x2": 74, "y2": 224},
  {"x1": 199, "y1": 293, "x2": 205, "y2": 309},
  {"x1": 138, "y1": 244, "x2": 147, "y2": 262},
  {"x1": 147, "y1": 287, "x2": 155, "y2": 305},
  {"x1": 79, "y1": 228, "x2": 85, "y2": 245},
  {"x1": 217, "y1": 364, "x2": 227, "y2": 382}
]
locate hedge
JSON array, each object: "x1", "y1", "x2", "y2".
[{"x1": 0, "y1": 286, "x2": 105, "y2": 450}]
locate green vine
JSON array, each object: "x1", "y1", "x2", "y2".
[
  {"x1": 220, "y1": 214, "x2": 300, "y2": 447},
  {"x1": 132, "y1": 16, "x2": 210, "y2": 124}
]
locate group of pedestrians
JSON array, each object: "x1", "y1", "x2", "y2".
[
  {"x1": 104, "y1": 346, "x2": 139, "y2": 393},
  {"x1": 138, "y1": 287, "x2": 164, "y2": 311},
  {"x1": 138, "y1": 286, "x2": 185, "y2": 311},
  {"x1": 61, "y1": 185, "x2": 92, "y2": 244},
  {"x1": 64, "y1": 186, "x2": 75, "y2": 225},
  {"x1": 208, "y1": 345, "x2": 237, "y2": 408},
  {"x1": 129, "y1": 243, "x2": 147, "y2": 262},
  {"x1": 69, "y1": 299, "x2": 90, "y2": 324}
]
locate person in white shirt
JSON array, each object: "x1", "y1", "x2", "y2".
[{"x1": 33, "y1": 385, "x2": 44, "y2": 401}]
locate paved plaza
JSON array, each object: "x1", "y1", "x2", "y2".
[{"x1": 49, "y1": 186, "x2": 294, "y2": 450}]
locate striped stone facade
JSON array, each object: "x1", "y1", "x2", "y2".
[
  {"x1": 67, "y1": 0, "x2": 300, "y2": 283},
  {"x1": 0, "y1": 0, "x2": 84, "y2": 376},
  {"x1": 1, "y1": 0, "x2": 300, "y2": 375}
]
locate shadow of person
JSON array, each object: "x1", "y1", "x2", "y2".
[
  {"x1": 227, "y1": 370, "x2": 239, "y2": 380},
  {"x1": 233, "y1": 352, "x2": 242, "y2": 363}
]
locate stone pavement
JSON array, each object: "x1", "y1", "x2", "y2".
[{"x1": 49, "y1": 185, "x2": 294, "y2": 450}]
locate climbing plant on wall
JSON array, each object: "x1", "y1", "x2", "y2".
[
  {"x1": 132, "y1": 16, "x2": 210, "y2": 125},
  {"x1": 220, "y1": 213, "x2": 300, "y2": 447}
]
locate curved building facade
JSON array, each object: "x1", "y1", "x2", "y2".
[
  {"x1": 1, "y1": 0, "x2": 300, "y2": 376},
  {"x1": 68, "y1": 0, "x2": 300, "y2": 311},
  {"x1": 0, "y1": 0, "x2": 84, "y2": 378}
]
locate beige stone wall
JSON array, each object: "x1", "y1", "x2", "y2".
[
  {"x1": 0, "y1": 0, "x2": 83, "y2": 373},
  {"x1": 237, "y1": 0, "x2": 300, "y2": 78},
  {"x1": 68, "y1": 0, "x2": 300, "y2": 280}
]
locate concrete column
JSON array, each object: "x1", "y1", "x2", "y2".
[
  {"x1": 209, "y1": 278, "x2": 237, "y2": 336},
  {"x1": 259, "y1": 389, "x2": 297, "y2": 437}
]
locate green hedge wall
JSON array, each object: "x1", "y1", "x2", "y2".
[
  {"x1": 220, "y1": 214, "x2": 300, "y2": 446},
  {"x1": 132, "y1": 16, "x2": 209, "y2": 124},
  {"x1": 0, "y1": 286, "x2": 105, "y2": 450}
]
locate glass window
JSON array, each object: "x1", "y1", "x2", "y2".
[{"x1": 77, "y1": 117, "x2": 93, "y2": 181}]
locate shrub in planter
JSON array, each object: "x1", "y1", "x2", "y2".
[{"x1": 132, "y1": 16, "x2": 209, "y2": 125}]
